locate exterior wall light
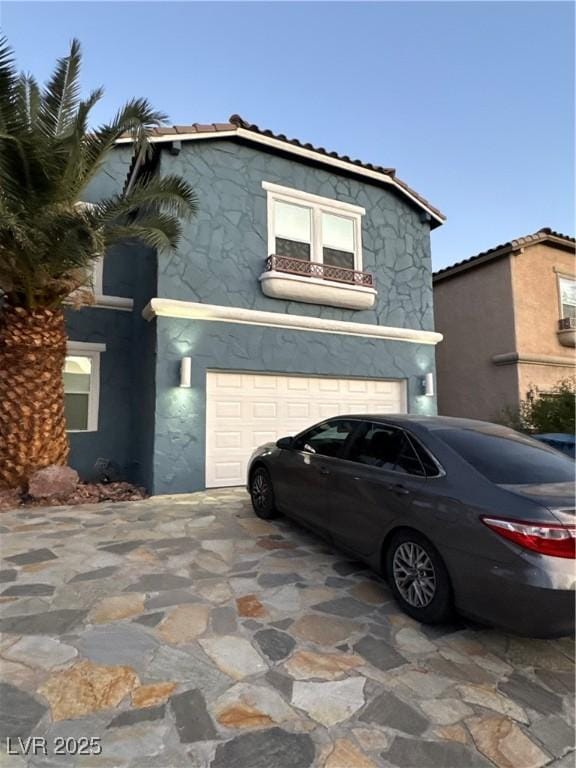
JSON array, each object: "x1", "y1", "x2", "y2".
[
  {"x1": 180, "y1": 356, "x2": 192, "y2": 388},
  {"x1": 422, "y1": 372, "x2": 435, "y2": 397}
]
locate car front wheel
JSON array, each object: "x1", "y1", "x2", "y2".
[
  {"x1": 386, "y1": 530, "x2": 453, "y2": 624},
  {"x1": 250, "y1": 466, "x2": 279, "y2": 520}
]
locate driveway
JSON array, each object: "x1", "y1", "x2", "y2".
[{"x1": 0, "y1": 489, "x2": 573, "y2": 768}]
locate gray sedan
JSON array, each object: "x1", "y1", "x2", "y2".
[{"x1": 247, "y1": 415, "x2": 575, "y2": 637}]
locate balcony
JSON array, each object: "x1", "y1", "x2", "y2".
[
  {"x1": 259, "y1": 255, "x2": 377, "y2": 310},
  {"x1": 557, "y1": 317, "x2": 576, "y2": 347}
]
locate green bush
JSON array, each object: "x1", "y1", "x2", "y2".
[{"x1": 501, "y1": 379, "x2": 576, "y2": 434}]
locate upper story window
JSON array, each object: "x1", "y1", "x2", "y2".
[
  {"x1": 263, "y1": 182, "x2": 364, "y2": 272},
  {"x1": 558, "y1": 276, "x2": 576, "y2": 320}
]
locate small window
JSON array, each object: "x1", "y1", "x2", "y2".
[
  {"x1": 347, "y1": 423, "x2": 426, "y2": 476},
  {"x1": 63, "y1": 347, "x2": 102, "y2": 432},
  {"x1": 293, "y1": 420, "x2": 358, "y2": 458},
  {"x1": 559, "y1": 276, "x2": 576, "y2": 319}
]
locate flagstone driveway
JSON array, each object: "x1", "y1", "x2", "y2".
[{"x1": 0, "y1": 488, "x2": 573, "y2": 768}]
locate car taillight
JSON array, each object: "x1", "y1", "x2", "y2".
[{"x1": 481, "y1": 517, "x2": 576, "y2": 559}]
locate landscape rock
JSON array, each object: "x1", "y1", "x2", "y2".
[{"x1": 28, "y1": 465, "x2": 79, "y2": 499}]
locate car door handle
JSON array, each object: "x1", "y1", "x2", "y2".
[
  {"x1": 318, "y1": 466, "x2": 331, "y2": 476},
  {"x1": 388, "y1": 483, "x2": 410, "y2": 495}
]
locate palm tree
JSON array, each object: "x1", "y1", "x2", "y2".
[{"x1": 0, "y1": 37, "x2": 197, "y2": 490}]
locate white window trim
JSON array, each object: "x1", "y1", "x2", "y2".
[
  {"x1": 65, "y1": 341, "x2": 105, "y2": 433},
  {"x1": 262, "y1": 181, "x2": 365, "y2": 272},
  {"x1": 92, "y1": 256, "x2": 104, "y2": 296},
  {"x1": 557, "y1": 273, "x2": 576, "y2": 319}
]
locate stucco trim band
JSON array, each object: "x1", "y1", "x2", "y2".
[
  {"x1": 92, "y1": 295, "x2": 134, "y2": 311},
  {"x1": 492, "y1": 352, "x2": 576, "y2": 367},
  {"x1": 142, "y1": 298, "x2": 443, "y2": 345}
]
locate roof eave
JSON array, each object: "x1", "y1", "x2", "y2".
[{"x1": 115, "y1": 127, "x2": 445, "y2": 226}]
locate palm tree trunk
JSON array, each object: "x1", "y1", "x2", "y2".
[{"x1": 0, "y1": 305, "x2": 69, "y2": 490}]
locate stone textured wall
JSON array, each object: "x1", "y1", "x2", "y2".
[
  {"x1": 159, "y1": 140, "x2": 435, "y2": 331},
  {"x1": 150, "y1": 139, "x2": 439, "y2": 494},
  {"x1": 152, "y1": 317, "x2": 437, "y2": 495},
  {"x1": 67, "y1": 140, "x2": 440, "y2": 494}
]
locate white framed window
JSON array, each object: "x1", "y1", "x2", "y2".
[
  {"x1": 558, "y1": 275, "x2": 576, "y2": 320},
  {"x1": 63, "y1": 342, "x2": 105, "y2": 432},
  {"x1": 263, "y1": 181, "x2": 365, "y2": 273}
]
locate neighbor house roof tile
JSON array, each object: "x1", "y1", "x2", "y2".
[{"x1": 433, "y1": 227, "x2": 576, "y2": 282}]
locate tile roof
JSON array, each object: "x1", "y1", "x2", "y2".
[
  {"x1": 119, "y1": 114, "x2": 445, "y2": 224},
  {"x1": 433, "y1": 228, "x2": 576, "y2": 282}
]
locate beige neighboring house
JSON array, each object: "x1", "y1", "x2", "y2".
[{"x1": 433, "y1": 228, "x2": 576, "y2": 421}]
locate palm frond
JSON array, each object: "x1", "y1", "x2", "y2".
[
  {"x1": 79, "y1": 98, "x2": 167, "y2": 190},
  {"x1": 96, "y1": 174, "x2": 198, "y2": 223},
  {"x1": 0, "y1": 36, "x2": 198, "y2": 309},
  {"x1": 38, "y1": 38, "x2": 81, "y2": 137},
  {"x1": 14, "y1": 73, "x2": 40, "y2": 131},
  {"x1": 0, "y1": 35, "x2": 17, "y2": 133},
  {"x1": 105, "y1": 212, "x2": 182, "y2": 251}
]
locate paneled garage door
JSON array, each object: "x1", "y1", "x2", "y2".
[{"x1": 205, "y1": 371, "x2": 407, "y2": 488}]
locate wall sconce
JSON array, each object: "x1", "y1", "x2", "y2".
[
  {"x1": 421, "y1": 372, "x2": 435, "y2": 397},
  {"x1": 179, "y1": 356, "x2": 192, "y2": 388}
]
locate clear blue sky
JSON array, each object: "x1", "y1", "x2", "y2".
[{"x1": 2, "y1": 1, "x2": 574, "y2": 270}]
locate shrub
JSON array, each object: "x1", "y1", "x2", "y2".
[{"x1": 501, "y1": 379, "x2": 576, "y2": 434}]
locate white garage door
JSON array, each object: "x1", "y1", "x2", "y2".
[{"x1": 205, "y1": 371, "x2": 406, "y2": 488}]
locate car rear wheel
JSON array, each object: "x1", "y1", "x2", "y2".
[
  {"x1": 386, "y1": 530, "x2": 453, "y2": 624},
  {"x1": 250, "y1": 466, "x2": 279, "y2": 520}
]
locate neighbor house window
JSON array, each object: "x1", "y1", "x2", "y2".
[
  {"x1": 63, "y1": 343, "x2": 104, "y2": 432},
  {"x1": 558, "y1": 276, "x2": 576, "y2": 319},
  {"x1": 263, "y1": 181, "x2": 364, "y2": 273}
]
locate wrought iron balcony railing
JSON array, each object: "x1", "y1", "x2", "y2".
[
  {"x1": 264, "y1": 255, "x2": 375, "y2": 287},
  {"x1": 558, "y1": 317, "x2": 576, "y2": 331}
]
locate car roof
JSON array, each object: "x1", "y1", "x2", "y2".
[{"x1": 328, "y1": 414, "x2": 512, "y2": 433}]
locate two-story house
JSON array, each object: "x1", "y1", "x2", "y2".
[
  {"x1": 433, "y1": 228, "x2": 576, "y2": 422},
  {"x1": 65, "y1": 115, "x2": 445, "y2": 495}
]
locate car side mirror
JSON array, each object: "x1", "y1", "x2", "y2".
[{"x1": 276, "y1": 436, "x2": 294, "y2": 450}]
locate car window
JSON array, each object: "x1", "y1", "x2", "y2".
[
  {"x1": 436, "y1": 428, "x2": 575, "y2": 484},
  {"x1": 347, "y1": 423, "x2": 426, "y2": 476},
  {"x1": 410, "y1": 435, "x2": 442, "y2": 477},
  {"x1": 293, "y1": 420, "x2": 358, "y2": 458}
]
